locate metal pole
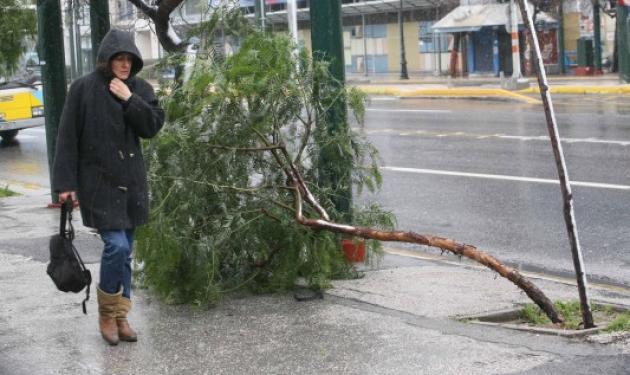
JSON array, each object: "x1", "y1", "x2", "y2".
[
  {"x1": 254, "y1": 0, "x2": 266, "y2": 30},
  {"x1": 74, "y1": 0, "x2": 83, "y2": 76},
  {"x1": 310, "y1": 0, "x2": 351, "y2": 219},
  {"x1": 593, "y1": 0, "x2": 603, "y2": 73},
  {"x1": 287, "y1": 0, "x2": 298, "y2": 44},
  {"x1": 89, "y1": 0, "x2": 110, "y2": 65},
  {"x1": 510, "y1": 0, "x2": 522, "y2": 78},
  {"x1": 516, "y1": 0, "x2": 595, "y2": 329},
  {"x1": 558, "y1": 1, "x2": 565, "y2": 74},
  {"x1": 399, "y1": 0, "x2": 409, "y2": 79},
  {"x1": 66, "y1": 0, "x2": 77, "y2": 79},
  {"x1": 37, "y1": 0, "x2": 67, "y2": 205},
  {"x1": 363, "y1": 14, "x2": 368, "y2": 77}
]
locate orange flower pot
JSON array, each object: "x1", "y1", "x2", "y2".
[{"x1": 341, "y1": 239, "x2": 365, "y2": 263}]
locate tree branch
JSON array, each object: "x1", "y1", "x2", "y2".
[
  {"x1": 127, "y1": 0, "x2": 187, "y2": 52},
  {"x1": 289, "y1": 180, "x2": 564, "y2": 324}
]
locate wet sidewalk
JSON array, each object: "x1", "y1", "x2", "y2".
[{"x1": 2, "y1": 190, "x2": 630, "y2": 374}]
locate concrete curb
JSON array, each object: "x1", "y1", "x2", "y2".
[
  {"x1": 357, "y1": 86, "x2": 541, "y2": 105},
  {"x1": 519, "y1": 85, "x2": 630, "y2": 95}
]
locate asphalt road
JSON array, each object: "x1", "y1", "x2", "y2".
[{"x1": 359, "y1": 95, "x2": 630, "y2": 287}]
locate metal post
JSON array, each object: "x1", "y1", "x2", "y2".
[
  {"x1": 66, "y1": 0, "x2": 77, "y2": 79},
  {"x1": 74, "y1": 0, "x2": 83, "y2": 76},
  {"x1": 310, "y1": 0, "x2": 351, "y2": 219},
  {"x1": 516, "y1": 0, "x2": 595, "y2": 329},
  {"x1": 287, "y1": 0, "x2": 298, "y2": 44},
  {"x1": 363, "y1": 14, "x2": 368, "y2": 77},
  {"x1": 399, "y1": 0, "x2": 409, "y2": 79},
  {"x1": 37, "y1": 0, "x2": 67, "y2": 205},
  {"x1": 558, "y1": 1, "x2": 565, "y2": 74},
  {"x1": 510, "y1": 0, "x2": 522, "y2": 78},
  {"x1": 593, "y1": 0, "x2": 603, "y2": 73},
  {"x1": 89, "y1": 0, "x2": 110, "y2": 65},
  {"x1": 255, "y1": 0, "x2": 266, "y2": 30}
]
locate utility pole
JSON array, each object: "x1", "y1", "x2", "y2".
[
  {"x1": 310, "y1": 0, "x2": 351, "y2": 219},
  {"x1": 89, "y1": 0, "x2": 110, "y2": 64},
  {"x1": 593, "y1": 0, "x2": 603, "y2": 74},
  {"x1": 399, "y1": 0, "x2": 409, "y2": 79},
  {"x1": 37, "y1": 0, "x2": 67, "y2": 205}
]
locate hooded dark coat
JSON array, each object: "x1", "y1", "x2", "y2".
[{"x1": 52, "y1": 29, "x2": 164, "y2": 230}]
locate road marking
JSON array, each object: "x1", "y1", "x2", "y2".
[
  {"x1": 366, "y1": 108, "x2": 452, "y2": 114},
  {"x1": 370, "y1": 97, "x2": 400, "y2": 101},
  {"x1": 361, "y1": 128, "x2": 630, "y2": 146},
  {"x1": 382, "y1": 166, "x2": 630, "y2": 191}
]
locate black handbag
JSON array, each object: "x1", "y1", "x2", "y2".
[{"x1": 47, "y1": 199, "x2": 92, "y2": 314}]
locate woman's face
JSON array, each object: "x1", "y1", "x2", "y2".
[{"x1": 110, "y1": 53, "x2": 133, "y2": 80}]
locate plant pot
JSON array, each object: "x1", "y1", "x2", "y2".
[{"x1": 341, "y1": 239, "x2": 365, "y2": 263}]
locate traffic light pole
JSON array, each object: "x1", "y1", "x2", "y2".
[
  {"x1": 37, "y1": 0, "x2": 67, "y2": 205},
  {"x1": 310, "y1": 1, "x2": 351, "y2": 219}
]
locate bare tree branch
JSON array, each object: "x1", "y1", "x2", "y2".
[
  {"x1": 127, "y1": 0, "x2": 187, "y2": 52},
  {"x1": 288, "y1": 180, "x2": 564, "y2": 324}
]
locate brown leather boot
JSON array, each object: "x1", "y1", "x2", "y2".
[
  {"x1": 116, "y1": 297, "x2": 138, "y2": 342},
  {"x1": 97, "y1": 287, "x2": 122, "y2": 346}
]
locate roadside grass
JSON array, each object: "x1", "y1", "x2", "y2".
[
  {"x1": 0, "y1": 185, "x2": 18, "y2": 198},
  {"x1": 520, "y1": 300, "x2": 630, "y2": 332}
]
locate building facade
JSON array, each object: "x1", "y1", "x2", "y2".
[{"x1": 59, "y1": 0, "x2": 618, "y2": 79}]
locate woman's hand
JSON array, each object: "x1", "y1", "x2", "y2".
[
  {"x1": 109, "y1": 78, "x2": 132, "y2": 101},
  {"x1": 58, "y1": 191, "x2": 77, "y2": 203}
]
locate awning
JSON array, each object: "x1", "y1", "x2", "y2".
[
  {"x1": 244, "y1": 0, "x2": 439, "y2": 24},
  {"x1": 432, "y1": 4, "x2": 557, "y2": 33}
]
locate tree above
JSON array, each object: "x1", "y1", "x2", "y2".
[{"x1": 0, "y1": 0, "x2": 36, "y2": 79}]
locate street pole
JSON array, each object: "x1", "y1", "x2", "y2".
[
  {"x1": 399, "y1": 0, "x2": 409, "y2": 79},
  {"x1": 66, "y1": 0, "x2": 77, "y2": 79},
  {"x1": 37, "y1": 0, "x2": 67, "y2": 205},
  {"x1": 74, "y1": 0, "x2": 83, "y2": 76},
  {"x1": 593, "y1": 0, "x2": 603, "y2": 74},
  {"x1": 558, "y1": 1, "x2": 565, "y2": 74},
  {"x1": 363, "y1": 14, "x2": 368, "y2": 77},
  {"x1": 510, "y1": 0, "x2": 522, "y2": 78},
  {"x1": 516, "y1": 0, "x2": 595, "y2": 329},
  {"x1": 89, "y1": 0, "x2": 110, "y2": 65},
  {"x1": 255, "y1": 0, "x2": 266, "y2": 30},
  {"x1": 310, "y1": 0, "x2": 351, "y2": 219},
  {"x1": 287, "y1": 0, "x2": 298, "y2": 44}
]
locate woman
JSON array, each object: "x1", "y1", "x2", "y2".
[{"x1": 53, "y1": 29, "x2": 164, "y2": 346}]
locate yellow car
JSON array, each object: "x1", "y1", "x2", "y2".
[{"x1": 0, "y1": 83, "x2": 44, "y2": 142}]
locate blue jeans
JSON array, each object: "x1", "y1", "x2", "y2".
[{"x1": 99, "y1": 229, "x2": 134, "y2": 298}]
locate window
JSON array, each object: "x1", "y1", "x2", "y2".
[
  {"x1": 117, "y1": 0, "x2": 134, "y2": 21},
  {"x1": 184, "y1": 0, "x2": 208, "y2": 16},
  {"x1": 419, "y1": 21, "x2": 448, "y2": 53}
]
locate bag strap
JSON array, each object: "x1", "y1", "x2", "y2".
[{"x1": 60, "y1": 200, "x2": 75, "y2": 241}]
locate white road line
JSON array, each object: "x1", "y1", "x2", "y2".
[
  {"x1": 382, "y1": 166, "x2": 630, "y2": 191},
  {"x1": 363, "y1": 129, "x2": 630, "y2": 146},
  {"x1": 370, "y1": 97, "x2": 400, "y2": 101},
  {"x1": 367, "y1": 108, "x2": 452, "y2": 114},
  {"x1": 499, "y1": 135, "x2": 630, "y2": 146}
]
